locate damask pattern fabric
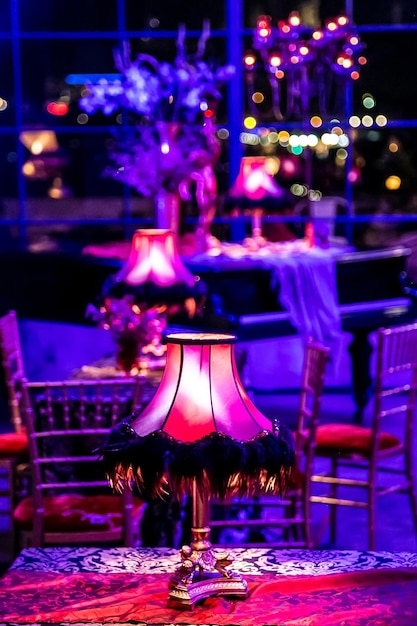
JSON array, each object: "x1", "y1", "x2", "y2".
[
  {"x1": 1, "y1": 547, "x2": 417, "y2": 625},
  {"x1": 1, "y1": 568, "x2": 417, "y2": 625}
]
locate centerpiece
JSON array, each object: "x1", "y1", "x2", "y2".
[
  {"x1": 80, "y1": 22, "x2": 235, "y2": 250},
  {"x1": 86, "y1": 228, "x2": 206, "y2": 375}
]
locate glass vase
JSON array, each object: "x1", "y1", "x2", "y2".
[
  {"x1": 155, "y1": 121, "x2": 181, "y2": 235},
  {"x1": 115, "y1": 329, "x2": 140, "y2": 375},
  {"x1": 155, "y1": 188, "x2": 180, "y2": 234}
]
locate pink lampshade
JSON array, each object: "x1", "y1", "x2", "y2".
[
  {"x1": 229, "y1": 156, "x2": 285, "y2": 201},
  {"x1": 132, "y1": 333, "x2": 272, "y2": 441},
  {"x1": 102, "y1": 332, "x2": 294, "y2": 500},
  {"x1": 115, "y1": 229, "x2": 195, "y2": 288}
]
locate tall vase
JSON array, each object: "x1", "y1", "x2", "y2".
[
  {"x1": 155, "y1": 121, "x2": 181, "y2": 235},
  {"x1": 155, "y1": 188, "x2": 180, "y2": 234},
  {"x1": 115, "y1": 311, "x2": 168, "y2": 375},
  {"x1": 115, "y1": 329, "x2": 140, "y2": 375},
  {"x1": 190, "y1": 118, "x2": 221, "y2": 252},
  {"x1": 193, "y1": 162, "x2": 218, "y2": 253}
]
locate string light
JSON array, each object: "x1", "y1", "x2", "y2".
[
  {"x1": 46, "y1": 101, "x2": 69, "y2": 116},
  {"x1": 246, "y1": 12, "x2": 366, "y2": 121}
]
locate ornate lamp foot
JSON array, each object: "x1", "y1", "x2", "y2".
[
  {"x1": 167, "y1": 526, "x2": 248, "y2": 610},
  {"x1": 167, "y1": 570, "x2": 248, "y2": 610}
]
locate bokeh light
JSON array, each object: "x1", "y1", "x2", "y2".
[
  {"x1": 362, "y1": 93, "x2": 375, "y2": 109},
  {"x1": 243, "y1": 116, "x2": 257, "y2": 129},
  {"x1": 46, "y1": 101, "x2": 69, "y2": 116},
  {"x1": 375, "y1": 115, "x2": 388, "y2": 127},
  {"x1": 349, "y1": 115, "x2": 361, "y2": 127},
  {"x1": 310, "y1": 116, "x2": 322, "y2": 128},
  {"x1": 362, "y1": 115, "x2": 373, "y2": 127},
  {"x1": 252, "y1": 92, "x2": 264, "y2": 103},
  {"x1": 217, "y1": 128, "x2": 229, "y2": 140},
  {"x1": 336, "y1": 148, "x2": 348, "y2": 160},
  {"x1": 385, "y1": 175, "x2": 401, "y2": 191}
]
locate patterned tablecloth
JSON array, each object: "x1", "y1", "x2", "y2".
[
  {"x1": 1, "y1": 547, "x2": 417, "y2": 625},
  {"x1": 8, "y1": 545, "x2": 417, "y2": 576}
]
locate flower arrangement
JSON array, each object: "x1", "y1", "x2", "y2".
[
  {"x1": 86, "y1": 296, "x2": 165, "y2": 343},
  {"x1": 86, "y1": 296, "x2": 169, "y2": 373},
  {"x1": 79, "y1": 22, "x2": 235, "y2": 197}
]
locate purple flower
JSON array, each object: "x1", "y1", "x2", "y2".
[{"x1": 78, "y1": 24, "x2": 234, "y2": 196}]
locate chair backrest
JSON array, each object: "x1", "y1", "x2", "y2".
[
  {"x1": 208, "y1": 338, "x2": 329, "y2": 548},
  {"x1": 23, "y1": 377, "x2": 142, "y2": 492},
  {"x1": 296, "y1": 340, "x2": 330, "y2": 476},
  {"x1": 0, "y1": 310, "x2": 26, "y2": 433},
  {"x1": 372, "y1": 323, "x2": 417, "y2": 456},
  {"x1": 17, "y1": 376, "x2": 145, "y2": 545}
]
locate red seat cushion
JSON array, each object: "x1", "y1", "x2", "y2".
[
  {"x1": 0, "y1": 432, "x2": 28, "y2": 458},
  {"x1": 316, "y1": 423, "x2": 400, "y2": 456},
  {"x1": 13, "y1": 494, "x2": 145, "y2": 532},
  {"x1": 288, "y1": 466, "x2": 305, "y2": 490}
]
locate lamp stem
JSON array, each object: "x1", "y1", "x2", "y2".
[
  {"x1": 251, "y1": 207, "x2": 263, "y2": 239},
  {"x1": 169, "y1": 478, "x2": 248, "y2": 608},
  {"x1": 190, "y1": 479, "x2": 211, "y2": 551}
]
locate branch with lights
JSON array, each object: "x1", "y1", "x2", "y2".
[
  {"x1": 244, "y1": 12, "x2": 366, "y2": 122},
  {"x1": 79, "y1": 22, "x2": 234, "y2": 198}
]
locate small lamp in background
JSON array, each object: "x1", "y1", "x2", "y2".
[
  {"x1": 100, "y1": 332, "x2": 295, "y2": 609},
  {"x1": 117, "y1": 227, "x2": 195, "y2": 288},
  {"x1": 20, "y1": 130, "x2": 72, "y2": 196},
  {"x1": 87, "y1": 229, "x2": 203, "y2": 374},
  {"x1": 20, "y1": 129, "x2": 59, "y2": 154},
  {"x1": 228, "y1": 156, "x2": 290, "y2": 243}
]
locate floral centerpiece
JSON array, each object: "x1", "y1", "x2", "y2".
[
  {"x1": 85, "y1": 228, "x2": 207, "y2": 375},
  {"x1": 85, "y1": 296, "x2": 168, "y2": 374},
  {"x1": 80, "y1": 22, "x2": 234, "y2": 238},
  {"x1": 86, "y1": 287, "x2": 202, "y2": 374}
]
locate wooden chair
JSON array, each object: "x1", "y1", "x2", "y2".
[
  {"x1": 312, "y1": 322, "x2": 417, "y2": 550},
  {"x1": 0, "y1": 310, "x2": 31, "y2": 562},
  {"x1": 209, "y1": 339, "x2": 330, "y2": 548},
  {"x1": 11, "y1": 376, "x2": 146, "y2": 549}
]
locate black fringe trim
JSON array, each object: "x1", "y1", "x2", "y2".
[
  {"x1": 97, "y1": 418, "x2": 295, "y2": 501},
  {"x1": 102, "y1": 275, "x2": 206, "y2": 306}
]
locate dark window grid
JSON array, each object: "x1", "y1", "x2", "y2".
[{"x1": 2, "y1": 2, "x2": 417, "y2": 248}]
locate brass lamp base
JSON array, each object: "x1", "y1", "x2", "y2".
[{"x1": 167, "y1": 526, "x2": 248, "y2": 610}]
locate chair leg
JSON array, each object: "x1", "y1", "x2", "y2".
[
  {"x1": 247, "y1": 498, "x2": 267, "y2": 544},
  {"x1": 368, "y1": 486, "x2": 376, "y2": 551},
  {"x1": 304, "y1": 510, "x2": 313, "y2": 548},
  {"x1": 289, "y1": 497, "x2": 300, "y2": 543},
  {"x1": 405, "y1": 445, "x2": 417, "y2": 540},
  {"x1": 281, "y1": 498, "x2": 294, "y2": 543},
  {"x1": 329, "y1": 457, "x2": 338, "y2": 544},
  {"x1": 408, "y1": 488, "x2": 417, "y2": 542},
  {"x1": 30, "y1": 510, "x2": 43, "y2": 547},
  {"x1": 0, "y1": 459, "x2": 16, "y2": 563},
  {"x1": 303, "y1": 481, "x2": 313, "y2": 548},
  {"x1": 122, "y1": 489, "x2": 134, "y2": 547}
]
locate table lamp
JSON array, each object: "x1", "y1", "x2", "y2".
[
  {"x1": 100, "y1": 332, "x2": 295, "y2": 609},
  {"x1": 116, "y1": 228, "x2": 195, "y2": 288},
  {"x1": 90, "y1": 229, "x2": 203, "y2": 373},
  {"x1": 228, "y1": 156, "x2": 290, "y2": 242}
]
